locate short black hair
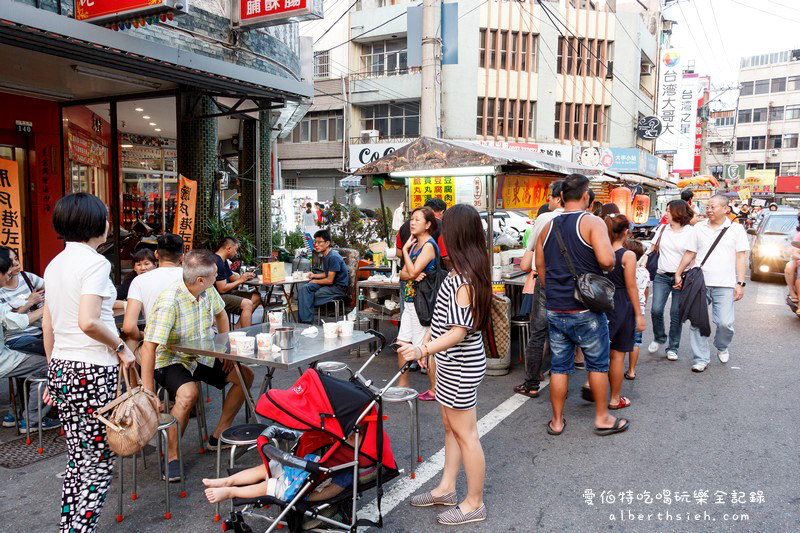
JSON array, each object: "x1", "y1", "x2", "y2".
[
  {"x1": 680, "y1": 189, "x2": 694, "y2": 202},
  {"x1": 131, "y1": 248, "x2": 156, "y2": 265},
  {"x1": 157, "y1": 233, "x2": 184, "y2": 262},
  {"x1": 550, "y1": 180, "x2": 564, "y2": 200},
  {"x1": 0, "y1": 250, "x2": 11, "y2": 275},
  {"x1": 424, "y1": 198, "x2": 447, "y2": 213},
  {"x1": 561, "y1": 174, "x2": 590, "y2": 202},
  {"x1": 314, "y1": 228, "x2": 332, "y2": 242},
  {"x1": 0, "y1": 246, "x2": 16, "y2": 260},
  {"x1": 215, "y1": 236, "x2": 239, "y2": 251},
  {"x1": 52, "y1": 193, "x2": 108, "y2": 242}
]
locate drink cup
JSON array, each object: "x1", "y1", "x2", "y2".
[
  {"x1": 338, "y1": 320, "x2": 354, "y2": 337},
  {"x1": 322, "y1": 322, "x2": 339, "y2": 338},
  {"x1": 268, "y1": 311, "x2": 284, "y2": 327},
  {"x1": 256, "y1": 333, "x2": 272, "y2": 351},
  {"x1": 236, "y1": 336, "x2": 255, "y2": 354},
  {"x1": 228, "y1": 331, "x2": 248, "y2": 351}
]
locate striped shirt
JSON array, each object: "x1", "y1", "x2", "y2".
[
  {"x1": 430, "y1": 273, "x2": 486, "y2": 410},
  {"x1": 0, "y1": 273, "x2": 44, "y2": 340}
]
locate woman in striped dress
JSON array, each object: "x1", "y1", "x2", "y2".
[{"x1": 399, "y1": 204, "x2": 492, "y2": 526}]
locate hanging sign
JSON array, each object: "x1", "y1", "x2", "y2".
[
  {"x1": 636, "y1": 116, "x2": 663, "y2": 140},
  {"x1": 655, "y1": 49, "x2": 682, "y2": 154},
  {"x1": 233, "y1": 0, "x2": 323, "y2": 28},
  {"x1": 75, "y1": 0, "x2": 187, "y2": 24},
  {"x1": 495, "y1": 175, "x2": 552, "y2": 211},
  {"x1": 673, "y1": 73, "x2": 699, "y2": 173},
  {"x1": 0, "y1": 160, "x2": 24, "y2": 269},
  {"x1": 172, "y1": 175, "x2": 198, "y2": 253},
  {"x1": 724, "y1": 163, "x2": 746, "y2": 184},
  {"x1": 737, "y1": 188, "x2": 751, "y2": 201},
  {"x1": 67, "y1": 131, "x2": 108, "y2": 168}
]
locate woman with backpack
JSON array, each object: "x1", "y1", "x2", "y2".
[{"x1": 396, "y1": 206, "x2": 439, "y2": 396}]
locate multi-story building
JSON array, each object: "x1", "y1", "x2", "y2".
[
  {"x1": 733, "y1": 49, "x2": 800, "y2": 177},
  {"x1": 281, "y1": 0, "x2": 665, "y2": 206},
  {"x1": 707, "y1": 109, "x2": 736, "y2": 180}
]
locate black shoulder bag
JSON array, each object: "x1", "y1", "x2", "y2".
[
  {"x1": 413, "y1": 240, "x2": 448, "y2": 327},
  {"x1": 681, "y1": 226, "x2": 729, "y2": 282},
  {"x1": 645, "y1": 225, "x2": 666, "y2": 281},
  {"x1": 20, "y1": 272, "x2": 43, "y2": 311},
  {"x1": 553, "y1": 218, "x2": 616, "y2": 314}
]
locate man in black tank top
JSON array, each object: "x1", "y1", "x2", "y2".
[{"x1": 534, "y1": 174, "x2": 630, "y2": 437}]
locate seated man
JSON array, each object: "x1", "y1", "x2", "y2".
[
  {"x1": 141, "y1": 250, "x2": 253, "y2": 482},
  {"x1": 297, "y1": 230, "x2": 349, "y2": 324},
  {"x1": 0, "y1": 246, "x2": 45, "y2": 356},
  {"x1": 214, "y1": 237, "x2": 260, "y2": 328},
  {"x1": 0, "y1": 252, "x2": 59, "y2": 430}
]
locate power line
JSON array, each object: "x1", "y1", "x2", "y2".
[
  {"x1": 319, "y1": 4, "x2": 420, "y2": 54},
  {"x1": 536, "y1": 0, "x2": 655, "y2": 112},
  {"x1": 690, "y1": 0, "x2": 733, "y2": 72},
  {"x1": 705, "y1": 0, "x2": 737, "y2": 73},
  {"x1": 728, "y1": 0, "x2": 800, "y2": 24},
  {"x1": 314, "y1": 0, "x2": 359, "y2": 45},
  {"x1": 675, "y1": 0, "x2": 715, "y2": 70}
]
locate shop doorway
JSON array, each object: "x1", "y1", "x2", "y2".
[{"x1": 0, "y1": 131, "x2": 32, "y2": 269}]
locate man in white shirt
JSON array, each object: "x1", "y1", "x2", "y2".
[
  {"x1": 514, "y1": 180, "x2": 564, "y2": 398},
  {"x1": 121, "y1": 234, "x2": 184, "y2": 356},
  {"x1": 675, "y1": 195, "x2": 750, "y2": 372}
]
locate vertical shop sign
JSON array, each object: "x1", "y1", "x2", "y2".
[
  {"x1": 655, "y1": 49, "x2": 682, "y2": 154},
  {"x1": 0, "y1": 160, "x2": 24, "y2": 269},
  {"x1": 172, "y1": 175, "x2": 197, "y2": 253},
  {"x1": 673, "y1": 73, "x2": 699, "y2": 172}
]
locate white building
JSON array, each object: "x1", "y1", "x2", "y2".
[
  {"x1": 278, "y1": 0, "x2": 665, "y2": 206},
  {"x1": 734, "y1": 49, "x2": 800, "y2": 176}
]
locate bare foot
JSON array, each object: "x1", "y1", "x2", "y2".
[
  {"x1": 202, "y1": 477, "x2": 229, "y2": 488},
  {"x1": 205, "y1": 487, "x2": 234, "y2": 503}
]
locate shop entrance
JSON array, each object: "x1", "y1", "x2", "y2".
[{"x1": 0, "y1": 131, "x2": 32, "y2": 269}]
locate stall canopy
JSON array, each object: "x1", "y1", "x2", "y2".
[{"x1": 354, "y1": 137, "x2": 609, "y2": 177}]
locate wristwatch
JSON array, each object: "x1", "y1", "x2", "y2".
[
  {"x1": 737, "y1": 281, "x2": 746, "y2": 287},
  {"x1": 115, "y1": 341, "x2": 126, "y2": 353}
]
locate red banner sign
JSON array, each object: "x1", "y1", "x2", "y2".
[
  {"x1": 236, "y1": 0, "x2": 320, "y2": 27},
  {"x1": 173, "y1": 175, "x2": 198, "y2": 253},
  {"x1": 75, "y1": 0, "x2": 167, "y2": 21},
  {"x1": 67, "y1": 131, "x2": 108, "y2": 168}
]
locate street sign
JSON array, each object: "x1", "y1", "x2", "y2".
[
  {"x1": 724, "y1": 163, "x2": 746, "y2": 183},
  {"x1": 636, "y1": 116, "x2": 663, "y2": 140}
]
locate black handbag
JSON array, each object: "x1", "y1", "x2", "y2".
[
  {"x1": 645, "y1": 225, "x2": 665, "y2": 281},
  {"x1": 413, "y1": 240, "x2": 448, "y2": 327},
  {"x1": 553, "y1": 219, "x2": 615, "y2": 314}
]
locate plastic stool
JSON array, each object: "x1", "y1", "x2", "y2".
[
  {"x1": 511, "y1": 316, "x2": 530, "y2": 363},
  {"x1": 23, "y1": 376, "x2": 47, "y2": 454},
  {"x1": 383, "y1": 387, "x2": 421, "y2": 478},
  {"x1": 214, "y1": 423, "x2": 267, "y2": 521}
]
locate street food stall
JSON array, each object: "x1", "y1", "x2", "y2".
[{"x1": 354, "y1": 137, "x2": 612, "y2": 374}]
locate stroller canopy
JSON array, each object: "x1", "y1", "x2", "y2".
[{"x1": 257, "y1": 369, "x2": 396, "y2": 470}]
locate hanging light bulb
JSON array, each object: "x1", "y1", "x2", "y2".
[{"x1": 354, "y1": 194, "x2": 362, "y2": 206}]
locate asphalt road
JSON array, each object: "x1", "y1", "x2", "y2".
[{"x1": 1, "y1": 276, "x2": 798, "y2": 532}]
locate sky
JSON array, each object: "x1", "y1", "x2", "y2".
[{"x1": 666, "y1": 0, "x2": 800, "y2": 109}]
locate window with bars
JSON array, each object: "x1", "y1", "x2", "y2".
[
  {"x1": 314, "y1": 50, "x2": 330, "y2": 79},
  {"x1": 479, "y1": 29, "x2": 487, "y2": 68},
  {"x1": 476, "y1": 97, "x2": 535, "y2": 138},
  {"x1": 360, "y1": 102, "x2": 420, "y2": 138},
  {"x1": 481, "y1": 29, "x2": 536, "y2": 72},
  {"x1": 553, "y1": 102, "x2": 607, "y2": 141},
  {"x1": 360, "y1": 39, "x2": 408, "y2": 77},
  {"x1": 286, "y1": 113, "x2": 344, "y2": 144},
  {"x1": 557, "y1": 37, "x2": 605, "y2": 76}
]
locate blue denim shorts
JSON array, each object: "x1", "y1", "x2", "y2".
[{"x1": 546, "y1": 310, "x2": 610, "y2": 374}]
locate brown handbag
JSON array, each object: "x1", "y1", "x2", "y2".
[{"x1": 95, "y1": 367, "x2": 159, "y2": 456}]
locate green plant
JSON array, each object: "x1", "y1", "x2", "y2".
[
  {"x1": 325, "y1": 197, "x2": 383, "y2": 257},
  {"x1": 285, "y1": 230, "x2": 307, "y2": 256},
  {"x1": 202, "y1": 208, "x2": 256, "y2": 264}
]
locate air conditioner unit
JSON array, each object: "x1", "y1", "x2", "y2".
[
  {"x1": 640, "y1": 63, "x2": 653, "y2": 76},
  {"x1": 360, "y1": 129, "x2": 380, "y2": 142}
]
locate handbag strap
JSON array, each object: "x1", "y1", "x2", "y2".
[
  {"x1": 552, "y1": 218, "x2": 580, "y2": 281},
  {"x1": 650, "y1": 224, "x2": 666, "y2": 254},
  {"x1": 20, "y1": 271, "x2": 36, "y2": 293},
  {"x1": 700, "y1": 226, "x2": 730, "y2": 268}
]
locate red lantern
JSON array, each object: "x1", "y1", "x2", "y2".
[
  {"x1": 610, "y1": 187, "x2": 632, "y2": 217},
  {"x1": 632, "y1": 194, "x2": 651, "y2": 224}
]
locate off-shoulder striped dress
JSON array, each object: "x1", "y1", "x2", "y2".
[{"x1": 431, "y1": 273, "x2": 486, "y2": 410}]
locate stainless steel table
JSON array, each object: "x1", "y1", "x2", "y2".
[
  {"x1": 174, "y1": 323, "x2": 375, "y2": 422},
  {"x1": 242, "y1": 278, "x2": 309, "y2": 322}
]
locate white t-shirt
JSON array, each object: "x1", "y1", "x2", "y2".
[
  {"x1": 654, "y1": 224, "x2": 696, "y2": 274},
  {"x1": 0, "y1": 272, "x2": 44, "y2": 339},
  {"x1": 127, "y1": 266, "x2": 184, "y2": 319},
  {"x1": 526, "y1": 208, "x2": 565, "y2": 265},
  {"x1": 635, "y1": 266, "x2": 649, "y2": 315},
  {"x1": 687, "y1": 219, "x2": 750, "y2": 288},
  {"x1": 44, "y1": 242, "x2": 119, "y2": 366}
]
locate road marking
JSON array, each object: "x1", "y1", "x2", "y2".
[
  {"x1": 360, "y1": 381, "x2": 549, "y2": 521},
  {"x1": 756, "y1": 284, "x2": 786, "y2": 306}
]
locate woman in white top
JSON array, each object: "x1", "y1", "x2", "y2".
[
  {"x1": 647, "y1": 199, "x2": 695, "y2": 361},
  {"x1": 42, "y1": 193, "x2": 135, "y2": 533}
]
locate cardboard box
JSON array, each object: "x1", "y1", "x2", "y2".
[{"x1": 262, "y1": 262, "x2": 286, "y2": 283}]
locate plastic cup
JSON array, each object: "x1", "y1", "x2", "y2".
[
  {"x1": 236, "y1": 336, "x2": 255, "y2": 354},
  {"x1": 268, "y1": 311, "x2": 284, "y2": 327},
  {"x1": 322, "y1": 322, "x2": 339, "y2": 338},
  {"x1": 228, "y1": 331, "x2": 248, "y2": 351},
  {"x1": 338, "y1": 320, "x2": 354, "y2": 337},
  {"x1": 256, "y1": 333, "x2": 272, "y2": 351}
]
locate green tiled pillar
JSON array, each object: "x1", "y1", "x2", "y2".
[
  {"x1": 178, "y1": 93, "x2": 218, "y2": 248},
  {"x1": 238, "y1": 119, "x2": 257, "y2": 237},
  {"x1": 258, "y1": 110, "x2": 272, "y2": 260}
]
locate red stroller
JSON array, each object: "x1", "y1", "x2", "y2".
[{"x1": 223, "y1": 331, "x2": 407, "y2": 532}]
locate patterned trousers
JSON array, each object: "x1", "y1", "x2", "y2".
[{"x1": 49, "y1": 359, "x2": 118, "y2": 533}]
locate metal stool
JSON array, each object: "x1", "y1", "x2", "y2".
[
  {"x1": 115, "y1": 447, "x2": 148, "y2": 522},
  {"x1": 159, "y1": 385, "x2": 215, "y2": 456},
  {"x1": 23, "y1": 376, "x2": 47, "y2": 453},
  {"x1": 316, "y1": 361, "x2": 352, "y2": 379},
  {"x1": 511, "y1": 316, "x2": 530, "y2": 364},
  {"x1": 383, "y1": 387, "x2": 421, "y2": 478},
  {"x1": 117, "y1": 413, "x2": 185, "y2": 522},
  {"x1": 214, "y1": 423, "x2": 268, "y2": 522},
  {"x1": 315, "y1": 299, "x2": 344, "y2": 324}
]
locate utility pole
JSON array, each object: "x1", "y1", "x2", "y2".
[{"x1": 420, "y1": 0, "x2": 440, "y2": 137}]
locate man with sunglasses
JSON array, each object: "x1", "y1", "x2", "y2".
[{"x1": 675, "y1": 195, "x2": 749, "y2": 372}]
